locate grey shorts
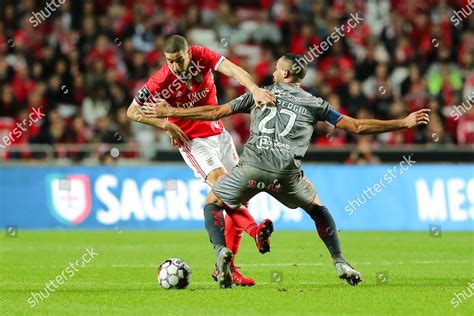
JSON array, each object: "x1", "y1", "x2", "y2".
[{"x1": 212, "y1": 164, "x2": 316, "y2": 209}]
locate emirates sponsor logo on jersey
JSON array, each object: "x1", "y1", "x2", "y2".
[
  {"x1": 177, "y1": 88, "x2": 210, "y2": 108},
  {"x1": 187, "y1": 88, "x2": 210, "y2": 102}
]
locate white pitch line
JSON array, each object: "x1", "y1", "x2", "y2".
[
  {"x1": 0, "y1": 281, "x2": 312, "y2": 286},
  {"x1": 0, "y1": 279, "x2": 465, "y2": 287},
  {"x1": 8, "y1": 259, "x2": 471, "y2": 269},
  {"x1": 110, "y1": 259, "x2": 473, "y2": 268},
  {"x1": 0, "y1": 245, "x2": 179, "y2": 252}
]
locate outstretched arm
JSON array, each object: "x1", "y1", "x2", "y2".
[
  {"x1": 127, "y1": 101, "x2": 168, "y2": 128},
  {"x1": 336, "y1": 109, "x2": 431, "y2": 134},
  {"x1": 141, "y1": 100, "x2": 234, "y2": 121},
  {"x1": 217, "y1": 59, "x2": 276, "y2": 107},
  {"x1": 126, "y1": 100, "x2": 189, "y2": 145}
]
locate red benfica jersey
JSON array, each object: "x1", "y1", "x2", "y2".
[{"x1": 134, "y1": 45, "x2": 225, "y2": 139}]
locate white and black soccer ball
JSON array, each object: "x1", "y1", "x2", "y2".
[{"x1": 157, "y1": 258, "x2": 192, "y2": 289}]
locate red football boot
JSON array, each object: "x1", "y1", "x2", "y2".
[
  {"x1": 255, "y1": 219, "x2": 274, "y2": 254},
  {"x1": 231, "y1": 266, "x2": 255, "y2": 286},
  {"x1": 212, "y1": 265, "x2": 255, "y2": 286}
]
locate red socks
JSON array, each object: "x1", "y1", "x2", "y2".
[
  {"x1": 225, "y1": 205, "x2": 258, "y2": 239},
  {"x1": 224, "y1": 215, "x2": 242, "y2": 267},
  {"x1": 224, "y1": 205, "x2": 258, "y2": 267}
]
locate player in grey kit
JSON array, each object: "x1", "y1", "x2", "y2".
[{"x1": 143, "y1": 53, "x2": 431, "y2": 288}]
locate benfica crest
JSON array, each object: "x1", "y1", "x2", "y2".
[{"x1": 195, "y1": 73, "x2": 203, "y2": 83}]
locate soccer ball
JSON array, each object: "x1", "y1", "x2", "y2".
[{"x1": 157, "y1": 258, "x2": 192, "y2": 289}]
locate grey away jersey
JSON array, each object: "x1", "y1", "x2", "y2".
[{"x1": 229, "y1": 82, "x2": 343, "y2": 173}]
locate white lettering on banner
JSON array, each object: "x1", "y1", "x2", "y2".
[
  {"x1": 141, "y1": 179, "x2": 166, "y2": 221},
  {"x1": 96, "y1": 175, "x2": 121, "y2": 225},
  {"x1": 250, "y1": 192, "x2": 276, "y2": 220},
  {"x1": 188, "y1": 180, "x2": 209, "y2": 220},
  {"x1": 467, "y1": 179, "x2": 474, "y2": 218},
  {"x1": 448, "y1": 179, "x2": 469, "y2": 221},
  {"x1": 247, "y1": 192, "x2": 302, "y2": 222},
  {"x1": 121, "y1": 179, "x2": 146, "y2": 221},
  {"x1": 165, "y1": 180, "x2": 191, "y2": 220},
  {"x1": 94, "y1": 175, "x2": 301, "y2": 225},
  {"x1": 270, "y1": 194, "x2": 303, "y2": 222},
  {"x1": 416, "y1": 178, "x2": 474, "y2": 222}
]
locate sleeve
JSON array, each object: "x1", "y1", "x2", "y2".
[
  {"x1": 314, "y1": 97, "x2": 343, "y2": 127},
  {"x1": 194, "y1": 45, "x2": 225, "y2": 71},
  {"x1": 133, "y1": 85, "x2": 153, "y2": 106},
  {"x1": 229, "y1": 93, "x2": 255, "y2": 114},
  {"x1": 133, "y1": 76, "x2": 162, "y2": 107}
]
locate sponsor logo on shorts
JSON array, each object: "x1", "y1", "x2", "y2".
[
  {"x1": 257, "y1": 136, "x2": 290, "y2": 151},
  {"x1": 247, "y1": 179, "x2": 283, "y2": 193}
]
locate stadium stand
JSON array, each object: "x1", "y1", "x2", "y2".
[{"x1": 0, "y1": 0, "x2": 473, "y2": 163}]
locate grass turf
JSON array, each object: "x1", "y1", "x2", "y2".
[{"x1": 1, "y1": 230, "x2": 473, "y2": 315}]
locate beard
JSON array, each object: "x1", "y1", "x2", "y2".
[{"x1": 177, "y1": 71, "x2": 190, "y2": 81}]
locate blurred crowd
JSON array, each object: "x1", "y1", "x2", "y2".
[{"x1": 0, "y1": 0, "x2": 473, "y2": 162}]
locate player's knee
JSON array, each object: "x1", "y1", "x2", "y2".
[
  {"x1": 205, "y1": 167, "x2": 227, "y2": 186},
  {"x1": 311, "y1": 194, "x2": 323, "y2": 206},
  {"x1": 304, "y1": 203, "x2": 328, "y2": 221},
  {"x1": 205, "y1": 191, "x2": 225, "y2": 207}
]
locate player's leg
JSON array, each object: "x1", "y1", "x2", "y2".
[
  {"x1": 201, "y1": 191, "x2": 233, "y2": 288},
  {"x1": 180, "y1": 135, "x2": 258, "y2": 285},
  {"x1": 180, "y1": 137, "x2": 257, "y2": 239},
  {"x1": 206, "y1": 168, "x2": 254, "y2": 285},
  {"x1": 303, "y1": 197, "x2": 363, "y2": 286},
  {"x1": 206, "y1": 165, "x2": 272, "y2": 286},
  {"x1": 216, "y1": 130, "x2": 260, "y2": 240},
  {"x1": 213, "y1": 130, "x2": 262, "y2": 285},
  {"x1": 205, "y1": 167, "x2": 258, "y2": 241},
  {"x1": 204, "y1": 165, "x2": 272, "y2": 288},
  {"x1": 270, "y1": 171, "x2": 363, "y2": 286},
  {"x1": 214, "y1": 163, "x2": 276, "y2": 256},
  {"x1": 203, "y1": 190, "x2": 263, "y2": 252}
]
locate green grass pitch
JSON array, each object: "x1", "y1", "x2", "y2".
[{"x1": 1, "y1": 230, "x2": 473, "y2": 315}]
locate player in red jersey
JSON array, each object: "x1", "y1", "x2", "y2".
[{"x1": 127, "y1": 35, "x2": 276, "y2": 286}]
